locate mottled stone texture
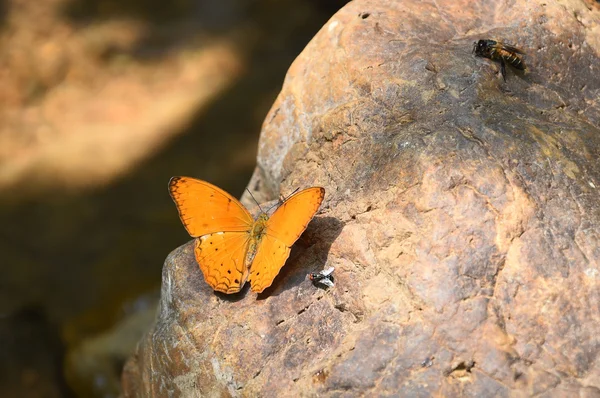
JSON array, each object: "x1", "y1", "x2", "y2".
[{"x1": 123, "y1": 0, "x2": 600, "y2": 396}]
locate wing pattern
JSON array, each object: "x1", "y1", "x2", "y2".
[
  {"x1": 169, "y1": 177, "x2": 253, "y2": 237},
  {"x1": 195, "y1": 231, "x2": 250, "y2": 294},
  {"x1": 249, "y1": 235, "x2": 291, "y2": 293}
]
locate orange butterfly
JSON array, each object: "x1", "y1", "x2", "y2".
[{"x1": 169, "y1": 177, "x2": 325, "y2": 294}]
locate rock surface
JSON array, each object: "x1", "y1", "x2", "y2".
[
  {"x1": 123, "y1": 0, "x2": 600, "y2": 396},
  {"x1": 0, "y1": 0, "x2": 346, "y2": 395}
]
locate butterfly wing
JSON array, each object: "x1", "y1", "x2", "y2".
[
  {"x1": 169, "y1": 177, "x2": 253, "y2": 237},
  {"x1": 169, "y1": 177, "x2": 255, "y2": 293},
  {"x1": 195, "y1": 232, "x2": 250, "y2": 293},
  {"x1": 248, "y1": 235, "x2": 291, "y2": 293},
  {"x1": 250, "y1": 187, "x2": 325, "y2": 293},
  {"x1": 262, "y1": 187, "x2": 325, "y2": 247}
]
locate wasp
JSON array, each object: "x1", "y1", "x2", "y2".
[{"x1": 472, "y1": 39, "x2": 525, "y2": 81}]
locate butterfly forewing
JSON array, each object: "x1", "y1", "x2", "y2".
[
  {"x1": 169, "y1": 177, "x2": 254, "y2": 237},
  {"x1": 249, "y1": 187, "x2": 325, "y2": 293},
  {"x1": 264, "y1": 187, "x2": 325, "y2": 246},
  {"x1": 195, "y1": 231, "x2": 250, "y2": 293}
]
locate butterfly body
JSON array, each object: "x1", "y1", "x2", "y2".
[
  {"x1": 244, "y1": 213, "x2": 268, "y2": 266},
  {"x1": 169, "y1": 177, "x2": 325, "y2": 294},
  {"x1": 250, "y1": 213, "x2": 269, "y2": 243}
]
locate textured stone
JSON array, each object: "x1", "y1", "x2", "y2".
[{"x1": 123, "y1": 0, "x2": 600, "y2": 396}]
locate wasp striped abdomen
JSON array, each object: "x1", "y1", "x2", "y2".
[{"x1": 495, "y1": 47, "x2": 525, "y2": 70}]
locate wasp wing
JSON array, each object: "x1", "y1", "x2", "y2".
[{"x1": 501, "y1": 44, "x2": 524, "y2": 54}]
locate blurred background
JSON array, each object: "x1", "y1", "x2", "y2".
[{"x1": 0, "y1": 0, "x2": 347, "y2": 396}]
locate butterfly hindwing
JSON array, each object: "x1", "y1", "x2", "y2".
[
  {"x1": 169, "y1": 177, "x2": 253, "y2": 237},
  {"x1": 195, "y1": 231, "x2": 250, "y2": 294},
  {"x1": 249, "y1": 235, "x2": 291, "y2": 293},
  {"x1": 249, "y1": 187, "x2": 325, "y2": 293}
]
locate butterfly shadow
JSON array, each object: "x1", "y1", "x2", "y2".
[
  {"x1": 214, "y1": 283, "x2": 251, "y2": 302},
  {"x1": 257, "y1": 216, "x2": 344, "y2": 300}
]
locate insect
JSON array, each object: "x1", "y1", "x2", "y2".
[
  {"x1": 472, "y1": 39, "x2": 525, "y2": 81},
  {"x1": 421, "y1": 356, "x2": 434, "y2": 368},
  {"x1": 169, "y1": 177, "x2": 325, "y2": 294},
  {"x1": 309, "y1": 266, "x2": 335, "y2": 288}
]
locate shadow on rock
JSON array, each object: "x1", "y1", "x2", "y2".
[
  {"x1": 258, "y1": 216, "x2": 344, "y2": 299},
  {"x1": 215, "y1": 283, "x2": 252, "y2": 303}
]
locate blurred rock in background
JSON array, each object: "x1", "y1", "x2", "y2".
[
  {"x1": 0, "y1": 308, "x2": 70, "y2": 398},
  {"x1": 66, "y1": 293, "x2": 159, "y2": 397},
  {"x1": 0, "y1": 0, "x2": 348, "y2": 396}
]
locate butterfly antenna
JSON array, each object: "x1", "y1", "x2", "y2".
[
  {"x1": 265, "y1": 202, "x2": 279, "y2": 213},
  {"x1": 288, "y1": 187, "x2": 300, "y2": 197},
  {"x1": 246, "y1": 188, "x2": 264, "y2": 213}
]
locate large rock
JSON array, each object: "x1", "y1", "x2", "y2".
[{"x1": 123, "y1": 0, "x2": 600, "y2": 396}]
